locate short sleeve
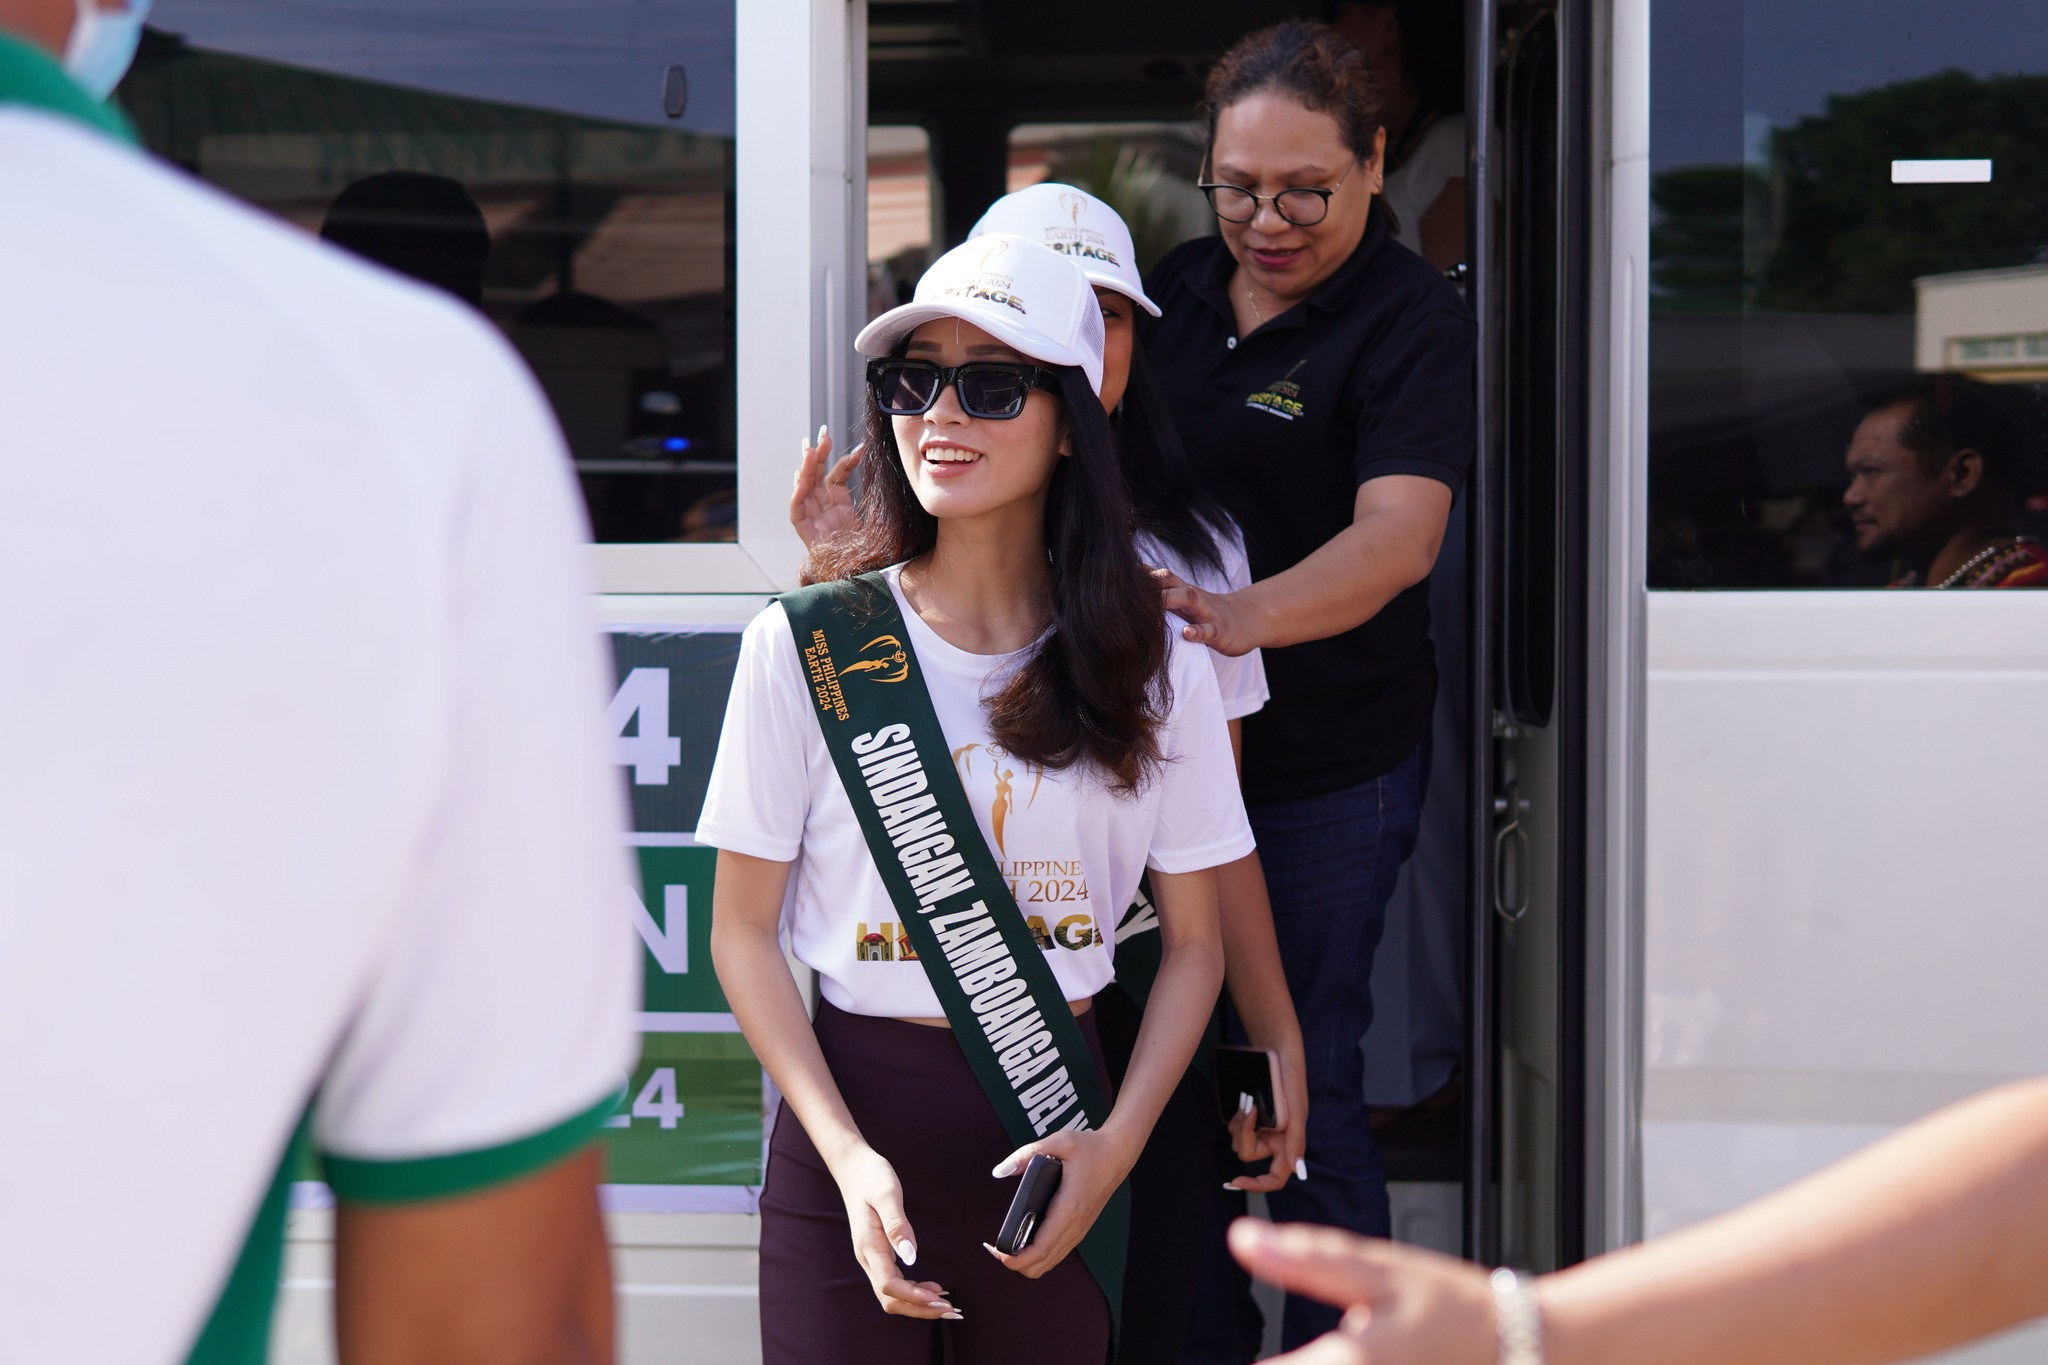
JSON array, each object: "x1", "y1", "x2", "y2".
[
  {"x1": 315, "y1": 334, "x2": 639, "y2": 1200},
  {"x1": 1146, "y1": 634, "x2": 1257, "y2": 873},
  {"x1": 694, "y1": 604, "x2": 816, "y2": 863},
  {"x1": 1350, "y1": 305, "x2": 1475, "y2": 493},
  {"x1": 1209, "y1": 527, "x2": 1270, "y2": 721}
]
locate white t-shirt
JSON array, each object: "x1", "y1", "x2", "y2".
[
  {"x1": 0, "y1": 108, "x2": 637, "y2": 1362},
  {"x1": 1383, "y1": 112, "x2": 1466, "y2": 253},
  {"x1": 1135, "y1": 520, "x2": 1271, "y2": 722},
  {"x1": 696, "y1": 567, "x2": 1256, "y2": 1018}
]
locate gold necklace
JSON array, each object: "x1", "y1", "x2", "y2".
[{"x1": 1245, "y1": 281, "x2": 1265, "y2": 325}]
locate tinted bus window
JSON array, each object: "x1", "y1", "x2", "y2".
[
  {"x1": 1649, "y1": 0, "x2": 2048, "y2": 589},
  {"x1": 121, "y1": 2, "x2": 736, "y2": 545}
]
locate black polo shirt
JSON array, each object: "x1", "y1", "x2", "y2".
[{"x1": 1140, "y1": 208, "x2": 1474, "y2": 805}]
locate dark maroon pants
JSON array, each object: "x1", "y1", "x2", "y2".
[{"x1": 758, "y1": 999, "x2": 1113, "y2": 1365}]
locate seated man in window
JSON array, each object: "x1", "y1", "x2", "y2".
[{"x1": 1844, "y1": 375, "x2": 2048, "y2": 589}]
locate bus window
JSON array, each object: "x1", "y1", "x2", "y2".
[
  {"x1": 1647, "y1": 0, "x2": 2048, "y2": 589},
  {"x1": 119, "y1": 2, "x2": 738, "y2": 546}
]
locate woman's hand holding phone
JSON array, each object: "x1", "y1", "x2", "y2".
[
  {"x1": 828, "y1": 1142, "x2": 961, "y2": 1320},
  {"x1": 982, "y1": 1127, "x2": 1140, "y2": 1279},
  {"x1": 1225, "y1": 1037, "x2": 1311, "y2": 1194}
]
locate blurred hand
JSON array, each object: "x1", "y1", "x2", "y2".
[
  {"x1": 1224, "y1": 1039, "x2": 1310, "y2": 1194},
  {"x1": 1228, "y1": 1219, "x2": 1498, "y2": 1365},
  {"x1": 1154, "y1": 567, "x2": 1264, "y2": 657},
  {"x1": 982, "y1": 1128, "x2": 1139, "y2": 1280},
  {"x1": 828, "y1": 1144, "x2": 958, "y2": 1320},
  {"x1": 791, "y1": 424, "x2": 861, "y2": 548}
]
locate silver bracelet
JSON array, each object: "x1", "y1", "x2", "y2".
[{"x1": 1490, "y1": 1267, "x2": 1546, "y2": 1365}]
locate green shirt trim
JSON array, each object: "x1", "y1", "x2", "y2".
[
  {"x1": 321, "y1": 1091, "x2": 615, "y2": 1204},
  {"x1": 0, "y1": 29, "x2": 138, "y2": 145}
]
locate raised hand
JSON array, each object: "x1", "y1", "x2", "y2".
[{"x1": 791, "y1": 423, "x2": 862, "y2": 548}]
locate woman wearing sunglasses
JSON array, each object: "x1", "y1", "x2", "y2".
[
  {"x1": 702, "y1": 234, "x2": 1251, "y2": 1364},
  {"x1": 1136, "y1": 21, "x2": 1476, "y2": 1364},
  {"x1": 794, "y1": 183, "x2": 1312, "y2": 1364}
]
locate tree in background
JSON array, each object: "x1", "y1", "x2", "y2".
[
  {"x1": 1760, "y1": 70, "x2": 2048, "y2": 313},
  {"x1": 1650, "y1": 70, "x2": 2048, "y2": 315},
  {"x1": 1649, "y1": 165, "x2": 1766, "y2": 311}
]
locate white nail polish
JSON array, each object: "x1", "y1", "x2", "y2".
[
  {"x1": 1295, "y1": 1158, "x2": 1309, "y2": 1181},
  {"x1": 991, "y1": 1158, "x2": 1018, "y2": 1178},
  {"x1": 1222, "y1": 1181, "x2": 1242, "y2": 1191},
  {"x1": 943, "y1": 1312, "x2": 964, "y2": 1321},
  {"x1": 1239, "y1": 1092, "x2": 1256, "y2": 1115},
  {"x1": 896, "y1": 1238, "x2": 917, "y2": 1265}
]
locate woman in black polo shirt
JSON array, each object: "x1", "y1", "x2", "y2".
[{"x1": 1139, "y1": 20, "x2": 1474, "y2": 1362}]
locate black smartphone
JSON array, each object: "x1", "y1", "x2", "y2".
[
  {"x1": 1212, "y1": 1044, "x2": 1286, "y2": 1129},
  {"x1": 995, "y1": 1154, "x2": 1063, "y2": 1254}
]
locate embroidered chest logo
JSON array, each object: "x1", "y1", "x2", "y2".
[
  {"x1": 838, "y1": 633, "x2": 909, "y2": 684},
  {"x1": 1245, "y1": 360, "x2": 1309, "y2": 421}
]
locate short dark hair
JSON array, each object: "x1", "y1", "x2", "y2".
[
  {"x1": 1200, "y1": 20, "x2": 1387, "y2": 163},
  {"x1": 1871, "y1": 374, "x2": 2041, "y2": 496}
]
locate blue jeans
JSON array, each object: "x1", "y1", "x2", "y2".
[{"x1": 1183, "y1": 747, "x2": 1427, "y2": 1361}]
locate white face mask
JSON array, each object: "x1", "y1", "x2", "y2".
[{"x1": 63, "y1": 0, "x2": 155, "y2": 100}]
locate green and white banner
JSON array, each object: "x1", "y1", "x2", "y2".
[{"x1": 602, "y1": 626, "x2": 764, "y2": 1211}]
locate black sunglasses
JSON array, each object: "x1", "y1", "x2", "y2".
[{"x1": 867, "y1": 359, "x2": 1062, "y2": 420}]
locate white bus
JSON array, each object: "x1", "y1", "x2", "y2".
[{"x1": 114, "y1": 1, "x2": 2048, "y2": 1359}]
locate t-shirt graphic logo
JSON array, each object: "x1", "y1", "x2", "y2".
[
  {"x1": 952, "y1": 742, "x2": 1041, "y2": 856},
  {"x1": 839, "y1": 633, "x2": 909, "y2": 684},
  {"x1": 853, "y1": 920, "x2": 919, "y2": 962},
  {"x1": 1245, "y1": 359, "x2": 1308, "y2": 421}
]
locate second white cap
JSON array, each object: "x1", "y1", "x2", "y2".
[{"x1": 968, "y1": 182, "x2": 1162, "y2": 317}]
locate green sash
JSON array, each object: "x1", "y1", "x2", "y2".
[{"x1": 781, "y1": 572, "x2": 1128, "y2": 1336}]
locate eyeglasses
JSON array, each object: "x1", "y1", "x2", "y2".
[
  {"x1": 1198, "y1": 159, "x2": 1358, "y2": 227},
  {"x1": 867, "y1": 359, "x2": 1061, "y2": 420}
]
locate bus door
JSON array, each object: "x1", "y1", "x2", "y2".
[{"x1": 1465, "y1": 0, "x2": 1599, "y2": 1272}]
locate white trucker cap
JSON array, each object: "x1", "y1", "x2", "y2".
[
  {"x1": 854, "y1": 232, "x2": 1106, "y2": 395},
  {"x1": 968, "y1": 182, "x2": 1162, "y2": 317}
]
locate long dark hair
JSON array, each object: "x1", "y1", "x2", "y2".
[
  {"x1": 1117, "y1": 340, "x2": 1235, "y2": 579},
  {"x1": 805, "y1": 363, "x2": 1170, "y2": 795}
]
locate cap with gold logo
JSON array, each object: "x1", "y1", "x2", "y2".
[
  {"x1": 968, "y1": 182, "x2": 1161, "y2": 318},
  {"x1": 854, "y1": 232, "x2": 1106, "y2": 395}
]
